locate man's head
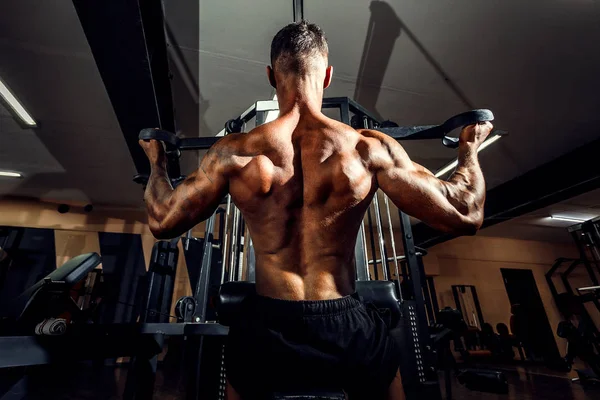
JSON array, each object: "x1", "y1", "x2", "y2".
[{"x1": 268, "y1": 21, "x2": 332, "y2": 89}]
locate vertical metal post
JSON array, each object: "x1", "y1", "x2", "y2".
[
  {"x1": 195, "y1": 213, "x2": 215, "y2": 323},
  {"x1": 400, "y1": 210, "x2": 432, "y2": 383},
  {"x1": 384, "y1": 194, "x2": 402, "y2": 301},
  {"x1": 340, "y1": 98, "x2": 350, "y2": 126},
  {"x1": 292, "y1": 0, "x2": 304, "y2": 22},
  {"x1": 366, "y1": 208, "x2": 379, "y2": 280},
  {"x1": 220, "y1": 195, "x2": 232, "y2": 284},
  {"x1": 246, "y1": 237, "x2": 256, "y2": 282},
  {"x1": 355, "y1": 223, "x2": 369, "y2": 281},
  {"x1": 588, "y1": 222, "x2": 600, "y2": 278},
  {"x1": 470, "y1": 286, "x2": 486, "y2": 327},
  {"x1": 228, "y1": 207, "x2": 240, "y2": 282},
  {"x1": 372, "y1": 193, "x2": 390, "y2": 281},
  {"x1": 341, "y1": 98, "x2": 370, "y2": 281},
  {"x1": 236, "y1": 218, "x2": 245, "y2": 282},
  {"x1": 362, "y1": 115, "x2": 388, "y2": 280},
  {"x1": 185, "y1": 229, "x2": 192, "y2": 251},
  {"x1": 256, "y1": 111, "x2": 265, "y2": 126},
  {"x1": 400, "y1": 260, "x2": 409, "y2": 283},
  {"x1": 573, "y1": 230, "x2": 599, "y2": 285}
]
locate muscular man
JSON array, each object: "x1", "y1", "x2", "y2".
[{"x1": 140, "y1": 21, "x2": 492, "y2": 400}]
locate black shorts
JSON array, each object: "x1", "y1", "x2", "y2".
[{"x1": 225, "y1": 292, "x2": 400, "y2": 399}]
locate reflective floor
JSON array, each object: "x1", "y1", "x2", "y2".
[
  {"x1": 0, "y1": 363, "x2": 597, "y2": 399},
  {"x1": 445, "y1": 366, "x2": 595, "y2": 400}
]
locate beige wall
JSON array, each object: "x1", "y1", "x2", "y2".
[
  {"x1": 4, "y1": 197, "x2": 591, "y2": 352},
  {"x1": 1, "y1": 197, "x2": 196, "y2": 317},
  {"x1": 429, "y1": 235, "x2": 579, "y2": 356},
  {"x1": 55, "y1": 229, "x2": 102, "y2": 268}
]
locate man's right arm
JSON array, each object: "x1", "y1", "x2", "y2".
[{"x1": 362, "y1": 122, "x2": 493, "y2": 235}]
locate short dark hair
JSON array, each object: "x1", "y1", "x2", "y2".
[{"x1": 270, "y1": 21, "x2": 328, "y2": 74}]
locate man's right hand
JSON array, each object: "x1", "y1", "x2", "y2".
[
  {"x1": 459, "y1": 121, "x2": 494, "y2": 147},
  {"x1": 139, "y1": 139, "x2": 167, "y2": 169}
]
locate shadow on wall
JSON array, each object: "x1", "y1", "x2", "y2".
[
  {"x1": 98, "y1": 232, "x2": 147, "y2": 324},
  {"x1": 354, "y1": 1, "x2": 402, "y2": 120},
  {"x1": 0, "y1": 227, "x2": 56, "y2": 305},
  {"x1": 354, "y1": 1, "x2": 473, "y2": 119},
  {"x1": 165, "y1": 0, "x2": 212, "y2": 172}
]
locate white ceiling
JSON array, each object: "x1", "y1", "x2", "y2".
[
  {"x1": 0, "y1": 0, "x2": 138, "y2": 205},
  {"x1": 0, "y1": 0, "x2": 599, "y2": 228}
]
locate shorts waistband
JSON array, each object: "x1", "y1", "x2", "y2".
[{"x1": 252, "y1": 292, "x2": 362, "y2": 317}]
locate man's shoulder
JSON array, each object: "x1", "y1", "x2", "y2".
[
  {"x1": 356, "y1": 128, "x2": 388, "y2": 142},
  {"x1": 209, "y1": 132, "x2": 251, "y2": 154}
]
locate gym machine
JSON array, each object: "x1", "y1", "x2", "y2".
[
  {"x1": 546, "y1": 217, "x2": 600, "y2": 388},
  {"x1": 0, "y1": 100, "x2": 497, "y2": 400},
  {"x1": 136, "y1": 96, "x2": 499, "y2": 399}
]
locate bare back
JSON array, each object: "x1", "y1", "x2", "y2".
[
  {"x1": 142, "y1": 109, "x2": 489, "y2": 302},
  {"x1": 226, "y1": 114, "x2": 376, "y2": 300}
]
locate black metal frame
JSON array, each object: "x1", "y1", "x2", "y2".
[
  {"x1": 569, "y1": 217, "x2": 600, "y2": 286},
  {"x1": 292, "y1": 0, "x2": 304, "y2": 22},
  {"x1": 400, "y1": 212, "x2": 435, "y2": 383},
  {"x1": 545, "y1": 258, "x2": 580, "y2": 304},
  {"x1": 0, "y1": 323, "x2": 227, "y2": 369},
  {"x1": 143, "y1": 239, "x2": 179, "y2": 323}
]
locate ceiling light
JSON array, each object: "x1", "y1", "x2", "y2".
[
  {"x1": 0, "y1": 170, "x2": 23, "y2": 178},
  {"x1": 550, "y1": 215, "x2": 587, "y2": 223},
  {"x1": 434, "y1": 160, "x2": 458, "y2": 179},
  {"x1": 435, "y1": 133, "x2": 503, "y2": 178},
  {"x1": 577, "y1": 286, "x2": 600, "y2": 293},
  {"x1": 0, "y1": 77, "x2": 37, "y2": 128}
]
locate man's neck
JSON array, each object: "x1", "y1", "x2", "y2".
[{"x1": 275, "y1": 74, "x2": 324, "y2": 117}]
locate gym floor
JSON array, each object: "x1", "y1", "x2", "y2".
[
  {"x1": 445, "y1": 366, "x2": 593, "y2": 400},
  {"x1": 0, "y1": 363, "x2": 595, "y2": 399}
]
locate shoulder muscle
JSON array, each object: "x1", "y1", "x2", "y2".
[{"x1": 356, "y1": 129, "x2": 413, "y2": 172}]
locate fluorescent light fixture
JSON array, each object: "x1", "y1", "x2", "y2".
[
  {"x1": 0, "y1": 77, "x2": 36, "y2": 127},
  {"x1": 434, "y1": 134, "x2": 503, "y2": 178},
  {"x1": 550, "y1": 215, "x2": 587, "y2": 223},
  {"x1": 434, "y1": 160, "x2": 458, "y2": 179},
  {"x1": 577, "y1": 286, "x2": 600, "y2": 293},
  {"x1": 0, "y1": 170, "x2": 23, "y2": 178}
]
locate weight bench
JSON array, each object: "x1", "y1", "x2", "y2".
[
  {"x1": 1, "y1": 252, "x2": 102, "y2": 334},
  {"x1": 218, "y1": 280, "x2": 402, "y2": 400}
]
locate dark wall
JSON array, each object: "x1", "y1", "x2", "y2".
[
  {"x1": 0, "y1": 226, "x2": 56, "y2": 306},
  {"x1": 98, "y1": 232, "x2": 147, "y2": 323}
]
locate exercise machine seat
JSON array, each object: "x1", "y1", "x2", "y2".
[
  {"x1": 218, "y1": 280, "x2": 402, "y2": 329},
  {"x1": 6, "y1": 252, "x2": 102, "y2": 320},
  {"x1": 356, "y1": 280, "x2": 402, "y2": 327},
  {"x1": 217, "y1": 281, "x2": 255, "y2": 327}
]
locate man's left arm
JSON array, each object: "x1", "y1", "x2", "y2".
[{"x1": 139, "y1": 138, "x2": 231, "y2": 239}]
